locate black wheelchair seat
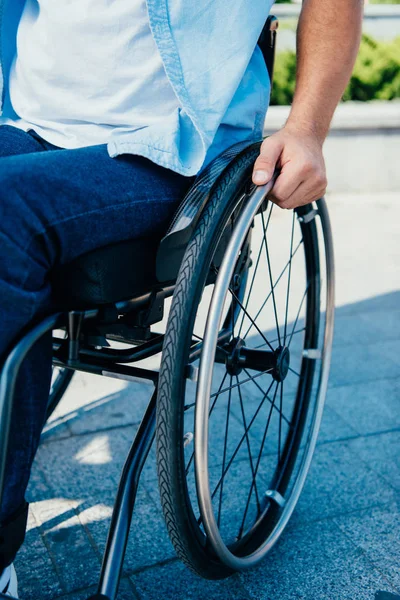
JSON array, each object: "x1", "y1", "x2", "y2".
[
  {"x1": 51, "y1": 236, "x2": 160, "y2": 307},
  {"x1": 51, "y1": 139, "x2": 260, "y2": 309}
]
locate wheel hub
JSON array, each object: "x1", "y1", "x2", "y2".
[
  {"x1": 225, "y1": 337, "x2": 246, "y2": 376},
  {"x1": 222, "y1": 338, "x2": 290, "y2": 381},
  {"x1": 273, "y1": 345, "x2": 290, "y2": 382}
]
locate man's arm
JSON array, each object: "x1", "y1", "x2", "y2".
[{"x1": 252, "y1": 0, "x2": 363, "y2": 208}]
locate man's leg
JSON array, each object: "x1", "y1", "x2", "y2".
[
  {"x1": 0, "y1": 125, "x2": 60, "y2": 158},
  {"x1": 0, "y1": 138, "x2": 194, "y2": 571}
]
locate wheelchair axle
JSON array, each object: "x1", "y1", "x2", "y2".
[{"x1": 215, "y1": 337, "x2": 290, "y2": 382}]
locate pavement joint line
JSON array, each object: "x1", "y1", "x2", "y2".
[
  {"x1": 51, "y1": 576, "x2": 136, "y2": 600},
  {"x1": 34, "y1": 511, "x2": 69, "y2": 596},
  {"x1": 29, "y1": 464, "x2": 72, "y2": 595},
  {"x1": 40, "y1": 419, "x2": 144, "y2": 446},
  {"x1": 280, "y1": 500, "x2": 396, "y2": 533},
  {"x1": 127, "y1": 555, "x2": 180, "y2": 577},
  {"x1": 74, "y1": 504, "x2": 105, "y2": 567},
  {"x1": 315, "y1": 425, "x2": 400, "y2": 447},
  {"x1": 126, "y1": 578, "x2": 142, "y2": 600}
]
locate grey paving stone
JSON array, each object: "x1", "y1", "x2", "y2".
[
  {"x1": 317, "y1": 403, "x2": 358, "y2": 443},
  {"x1": 26, "y1": 462, "x2": 54, "y2": 504},
  {"x1": 326, "y1": 378, "x2": 400, "y2": 436},
  {"x1": 77, "y1": 486, "x2": 176, "y2": 574},
  {"x1": 360, "y1": 308, "x2": 400, "y2": 342},
  {"x1": 334, "y1": 292, "x2": 400, "y2": 318},
  {"x1": 386, "y1": 339, "x2": 400, "y2": 368},
  {"x1": 132, "y1": 560, "x2": 250, "y2": 600},
  {"x1": 66, "y1": 382, "x2": 154, "y2": 437},
  {"x1": 329, "y1": 340, "x2": 399, "y2": 388},
  {"x1": 44, "y1": 371, "x2": 142, "y2": 438},
  {"x1": 333, "y1": 309, "x2": 400, "y2": 348},
  {"x1": 41, "y1": 420, "x2": 72, "y2": 444},
  {"x1": 53, "y1": 577, "x2": 137, "y2": 600},
  {"x1": 239, "y1": 517, "x2": 397, "y2": 600},
  {"x1": 292, "y1": 440, "x2": 397, "y2": 525},
  {"x1": 15, "y1": 509, "x2": 63, "y2": 600},
  {"x1": 36, "y1": 426, "x2": 138, "y2": 499},
  {"x1": 36, "y1": 423, "x2": 173, "y2": 575},
  {"x1": 334, "y1": 503, "x2": 400, "y2": 590},
  {"x1": 347, "y1": 431, "x2": 400, "y2": 492},
  {"x1": 30, "y1": 495, "x2": 101, "y2": 594}
]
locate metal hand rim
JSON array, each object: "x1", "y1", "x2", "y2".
[{"x1": 194, "y1": 184, "x2": 335, "y2": 570}]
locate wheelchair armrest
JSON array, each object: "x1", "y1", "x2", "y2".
[{"x1": 156, "y1": 140, "x2": 260, "y2": 282}]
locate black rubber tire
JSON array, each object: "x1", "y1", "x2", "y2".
[{"x1": 156, "y1": 146, "x2": 261, "y2": 579}]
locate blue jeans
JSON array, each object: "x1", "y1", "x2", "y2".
[{"x1": 0, "y1": 125, "x2": 194, "y2": 560}]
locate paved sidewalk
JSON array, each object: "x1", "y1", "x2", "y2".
[{"x1": 17, "y1": 192, "x2": 399, "y2": 600}]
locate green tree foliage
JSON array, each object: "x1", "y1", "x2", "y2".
[{"x1": 270, "y1": 34, "x2": 400, "y2": 105}]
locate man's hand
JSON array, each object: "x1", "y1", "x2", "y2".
[
  {"x1": 252, "y1": 0, "x2": 363, "y2": 209},
  {"x1": 252, "y1": 125, "x2": 327, "y2": 209}
]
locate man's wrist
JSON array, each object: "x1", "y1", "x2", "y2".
[{"x1": 284, "y1": 113, "x2": 329, "y2": 146}]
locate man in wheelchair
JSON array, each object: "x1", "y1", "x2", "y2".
[{"x1": 0, "y1": 0, "x2": 362, "y2": 596}]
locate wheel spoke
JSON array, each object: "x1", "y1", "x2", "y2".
[
  {"x1": 255, "y1": 327, "x2": 306, "y2": 349},
  {"x1": 261, "y1": 210, "x2": 281, "y2": 346},
  {"x1": 288, "y1": 366, "x2": 301, "y2": 378},
  {"x1": 243, "y1": 368, "x2": 292, "y2": 427},
  {"x1": 242, "y1": 238, "x2": 304, "y2": 342},
  {"x1": 237, "y1": 203, "x2": 274, "y2": 338},
  {"x1": 236, "y1": 375, "x2": 261, "y2": 512},
  {"x1": 237, "y1": 381, "x2": 280, "y2": 539},
  {"x1": 185, "y1": 371, "x2": 228, "y2": 475},
  {"x1": 227, "y1": 286, "x2": 274, "y2": 352},
  {"x1": 287, "y1": 284, "x2": 310, "y2": 349},
  {"x1": 190, "y1": 333, "x2": 229, "y2": 359},
  {"x1": 209, "y1": 368, "x2": 273, "y2": 400},
  {"x1": 211, "y1": 379, "x2": 276, "y2": 501},
  {"x1": 217, "y1": 377, "x2": 233, "y2": 527},
  {"x1": 283, "y1": 212, "x2": 296, "y2": 344}
]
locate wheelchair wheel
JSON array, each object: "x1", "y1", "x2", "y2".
[
  {"x1": 156, "y1": 147, "x2": 334, "y2": 579},
  {"x1": 46, "y1": 367, "x2": 74, "y2": 420}
]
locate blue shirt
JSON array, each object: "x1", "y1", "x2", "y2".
[{"x1": 0, "y1": 0, "x2": 274, "y2": 176}]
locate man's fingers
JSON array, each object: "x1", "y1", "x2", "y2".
[
  {"x1": 276, "y1": 176, "x2": 326, "y2": 210},
  {"x1": 252, "y1": 137, "x2": 283, "y2": 185},
  {"x1": 269, "y1": 162, "x2": 305, "y2": 203}
]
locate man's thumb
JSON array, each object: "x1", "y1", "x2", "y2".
[{"x1": 252, "y1": 137, "x2": 282, "y2": 185}]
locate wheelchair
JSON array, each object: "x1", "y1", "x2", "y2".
[{"x1": 0, "y1": 16, "x2": 335, "y2": 600}]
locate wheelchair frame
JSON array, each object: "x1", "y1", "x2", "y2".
[{"x1": 0, "y1": 15, "x2": 333, "y2": 599}]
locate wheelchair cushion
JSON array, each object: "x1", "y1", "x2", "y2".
[{"x1": 51, "y1": 236, "x2": 159, "y2": 307}]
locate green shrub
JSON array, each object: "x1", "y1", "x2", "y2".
[
  {"x1": 270, "y1": 50, "x2": 297, "y2": 105},
  {"x1": 270, "y1": 34, "x2": 400, "y2": 104},
  {"x1": 370, "y1": 0, "x2": 400, "y2": 4}
]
